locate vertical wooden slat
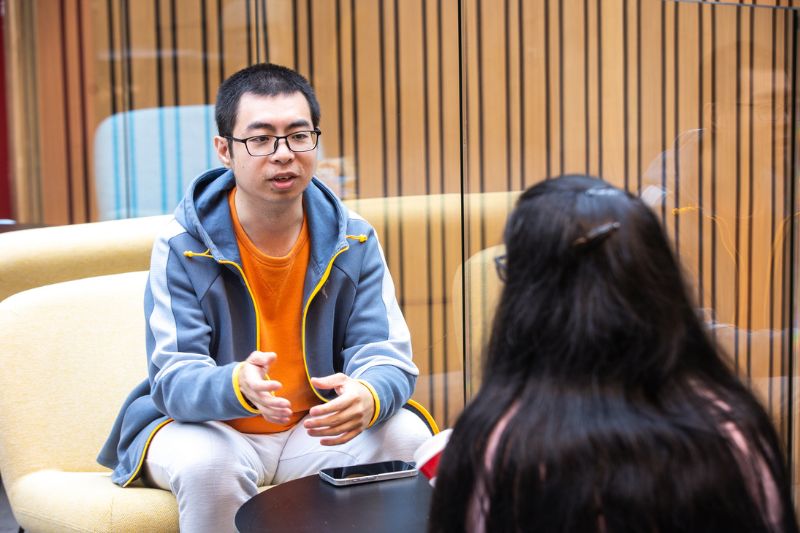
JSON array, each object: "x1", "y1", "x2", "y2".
[
  {"x1": 6, "y1": 1, "x2": 41, "y2": 222},
  {"x1": 475, "y1": 0, "x2": 506, "y2": 195},
  {"x1": 443, "y1": 0, "x2": 463, "y2": 424},
  {"x1": 515, "y1": 0, "x2": 525, "y2": 189},
  {"x1": 544, "y1": 0, "x2": 553, "y2": 178},
  {"x1": 696, "y1": 2, "x2": 706, "y2": 312},
  {"x1": 463, "y1": 0, "x2": 479, "y2": 199},
  {"x1": 59, "y1": 0, "x2": 75, "y2": 223},
  {"x1": 223, "y1": 0, "x2": 249, "y2": 80},
  {"x1": 352, "y1": 0, "x2": 382, "y2": 199},
  {"x1": 77, "y1": 0, "x2": 95, "y2": 220},
  {"x1": 784, "y1": 7, "x2": 797, "y2": 490},
  {"x1": 674, "y1": 4, "x2": 701, "y2": 273},
  {"x1": 504, "y1": 0, "x2": 514, "y2": 191},
  {"x1": 600, "y1": 0, "x2": 627, "y2": 185},
  {"x1": 524, "y1": 0, "x2": 548, "y2": 186},
  {"x1": 585, "y1": 0, "x2": 596, "y2": 176},
  {"x1": 35, "y1": 0, "x2": 68, "y2": 224},
  {"x1": 310, "y1": 0, "x2": 341, "y2": 170},
  {"x1": 54, "y1": 0, "x2": 93, "y2": 223},
  {"x1": 0, "y1": 4, "x2": 10, "y2": 220}
]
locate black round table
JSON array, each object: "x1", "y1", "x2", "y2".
[{"x1": 235, "y1": 473, "x2": 433, "y2": 532}]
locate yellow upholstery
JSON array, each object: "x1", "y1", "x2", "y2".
[
  {"x1": 0, "y1": 215, "x2": 170, "y2": 302},
  {"x1": 0, "y1": 271, "x2": 181, "y2": 532},
  {"x1": 0, "y1": 273, "x2": 274, "y2": 530},
  {"x1": 11, "y1": 472, "x2": 177, "y2": 533}
]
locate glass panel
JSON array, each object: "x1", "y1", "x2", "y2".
[{"x1": 460, "y1": 0, "x2": 799, "y2": 498}]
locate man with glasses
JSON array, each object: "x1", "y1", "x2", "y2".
[{"x1": 98, "y1": 63, "x2": 432, "y2": 533}]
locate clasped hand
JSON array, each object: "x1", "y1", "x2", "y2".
[{"x1": 239, "y1": 351, "x2": 376, "y2": 445}]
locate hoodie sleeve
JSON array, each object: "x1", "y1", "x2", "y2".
[
  {"x1": 340, "y1": 227, "x2": 419, "y2": 425},
  {"x1": 145, "y1": 226, "x2": 260, "y2": 422}
]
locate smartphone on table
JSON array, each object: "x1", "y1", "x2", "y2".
[{"x1": 318, "y1": 460, "x2": 418, "y2": 486}]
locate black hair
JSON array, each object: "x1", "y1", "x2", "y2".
[
  {"x1": 214, "y1": 63, "x2": 321, "y2": 138},
  {"x1": 429, "y1": 175, "x2": 797, "y2": 532}
]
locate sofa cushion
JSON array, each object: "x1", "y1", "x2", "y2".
[{"x1": 10, "y1": 471, "x2": 178, "y2": 533}]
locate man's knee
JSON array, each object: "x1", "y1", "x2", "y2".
[
  {"x1": 146, "y1": 422, "x2": 261, "y2": 493},
  {"x1": 366, "y1": 408, "x2": 432, "y2": 460},
  {"x1": 383, "y1": 407, "x2": 434, "y2": 436}
]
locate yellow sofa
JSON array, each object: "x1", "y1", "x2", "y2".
[{"x1": 0, "y1": 190, "x2": 518, "y2": 532}]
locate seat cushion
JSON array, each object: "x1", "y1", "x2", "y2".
[
  {"x1": 10, "y1": 470, "x2": 273, "y2": 532},
  {"x1": 10, "y1": 471, "x2": 178, "y2": 533}
]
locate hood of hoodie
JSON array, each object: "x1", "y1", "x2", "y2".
[{"x1": 174, "y1": 167, "x2": 350, "y2": 276}]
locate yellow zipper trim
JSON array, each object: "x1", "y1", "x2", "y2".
[
  {"x1": 302, "y1": 235, "x2": 372, "y2": 409},
  {"x1": 183, "y1": 252, "x2": 261, "y2": 350},
  {"x1": 217, "y1": 258, "x2": 278, "y2": 400},
  {"x1": 185, "y1": 249, "x2": 274, "y2": 403},
  {"x1": 216, "y1": 258, "x2": 260, "y2": 350},
  {"x1": 122, "y1": 418, "x2": 174, "y2": 487},
  {"x1": 301, "y1": 245, "x2": 351, "y2": 403}
]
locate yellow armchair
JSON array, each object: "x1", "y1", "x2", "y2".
[{"x1": 0, "y1": 272, "x2": 179, "y2": 532}]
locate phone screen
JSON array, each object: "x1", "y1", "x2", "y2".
[{"x1": 319, "y1": 460, "x2": 418, "y2": 486}]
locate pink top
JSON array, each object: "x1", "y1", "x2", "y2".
[{"x1": 467, "y1": 404, "x2": 520, "y2": 533}]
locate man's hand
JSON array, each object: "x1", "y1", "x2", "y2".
[
  {"x1": 304, "y1": 373, "x2": 375, "y2": 446},
  {"x1": 238, "y1": 351, "x2": 293, "y2": 425}
]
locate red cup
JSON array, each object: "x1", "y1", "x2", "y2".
[{"x1": 413, "y1": 428, "x2": 452, "y2": 486}]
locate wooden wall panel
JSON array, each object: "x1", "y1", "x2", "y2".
[{"x1": 522, "y1": 1, "x2": 549, "y2": 188}]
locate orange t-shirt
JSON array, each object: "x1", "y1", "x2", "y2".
[{"x1": 225, "y1": 189, "x2": 322, "y2": 433}]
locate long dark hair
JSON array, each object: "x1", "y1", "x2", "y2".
[{"x1": 430, "y1": 175, "x2": 797, "y2": 532}]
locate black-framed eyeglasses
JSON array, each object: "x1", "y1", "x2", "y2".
[
  {"x1": 226, "y1": 129, "x2": 322, "y2": 157},
  {"x1": 494, "y1": 254, "x2": 507, "y2": 282}
]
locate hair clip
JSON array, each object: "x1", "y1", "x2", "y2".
[
  {"x1": 572, "y1": 221, "x2": 621, "y2": 247},
  {"x1": 585, "y1": 187, "x2": 623, "y2": 197}
]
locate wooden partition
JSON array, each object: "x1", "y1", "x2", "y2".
[{"x1": 4, "y1": 0, "x2": 799, "y2": 450}]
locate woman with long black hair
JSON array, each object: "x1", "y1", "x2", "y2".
[{"x1": 429, "y1": 175, "x2": 797, "y2": 532}]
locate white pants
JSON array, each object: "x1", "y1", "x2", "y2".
[{"x1": 144, "y1": 409, "x2": 431, "y2": 533}]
